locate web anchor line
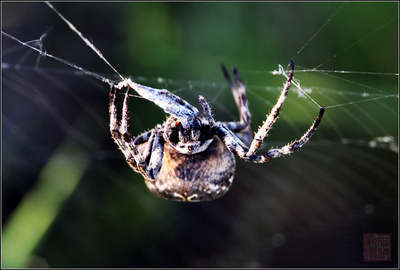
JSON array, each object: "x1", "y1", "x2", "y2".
[
  {"x1": 1, "y1": 31, "x2": 118, "y2": 87},
  {"x1": 45, "y1": 1, "x2": 124, "y2": 83},
  {"x1": 8, "y1": 2, "x2": 394, "y2": 114},
  {"x1": 324, "y1": 94, "x2": 398, "y2": 109}
]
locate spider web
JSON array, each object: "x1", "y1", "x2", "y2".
[{"x1": 2, "y1": 2, "x2": 398, "y2": 268}]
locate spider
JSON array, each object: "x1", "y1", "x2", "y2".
[{"x1": 110, "y1": 60, "x2": 324, "y2": 202}]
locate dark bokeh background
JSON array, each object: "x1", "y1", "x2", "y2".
[{"x1": 2, "y1": 2, "x2": 398, "y2": 268}]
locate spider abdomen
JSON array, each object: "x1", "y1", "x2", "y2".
[{"x1": 144, "y1": 136, "x2": 236, "y2": 202}]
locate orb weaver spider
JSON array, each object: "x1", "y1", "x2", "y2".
[{"x1": 110, "y1": 60, "x2": 324, "y2": 201}]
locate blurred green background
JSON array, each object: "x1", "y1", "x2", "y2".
[{"x1": 2, "y1": 2, "x2": 398, "y2": 268}]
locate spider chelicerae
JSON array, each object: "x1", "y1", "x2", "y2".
[{"x1": 110, "y1": 60, "x2": 324, "y2": 202}]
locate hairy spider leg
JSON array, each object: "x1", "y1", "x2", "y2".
[
  {"x1": 221, "y1": 65, "x2": 241, "y2": 120},
  {"x1": 246, "y1": 60, "x2": 294, "y2": 157},
  {"x1": 109, "y1": 86, "x2": 146, "y2": 170},
  {"x1": 198, "y1": 95, "x2": 215, "y2": 125},
  {"x1": 120, "y1": 87, "x2": 156, "y2": 163},
  {"x1": 200, "y1": 94, "x2": 248, "y2": 149},
  {"x1": 118, "y1": 79, "x2": 199, "y2": 123},
  {"x1": 145, "y1": 128, "x2": 165, "y2": 179},
  {"x1": 199, "y1": 95, "x2": 250, "y2": 151},
  {"x1": 133, "y1": 130, "x2": 153, "y2": 145},
  {"x1": 263, "y1": 107, "x2": 324, "y2": 159},
  {"x1": 221, "y1": 65, "x2": 251, "y2": 131},
  {"x1": 214, "y1": 60, "x2": 325, "y2": 163},
  {"x1": 109, "y1": 85, "x2": 165, "y2": 179},
  {"x1": 221, "y1": 65, "x2": 252, "y2": 144},
  {"x1": 215, "y1": 107, "x2": 324, "y2": 163}
]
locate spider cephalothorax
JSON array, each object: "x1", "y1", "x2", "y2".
[
  {"x1": 163, "y1": 116, "x2": 214, "y2": 155},
  {"x1": 110, "y1": 60, "x2": 324, "y2": 202}
]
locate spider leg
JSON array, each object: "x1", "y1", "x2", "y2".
[
  {"x1": 221, "y1": 65, "x2": 252, "y2": 144},
  {"x1": 198, "y1": 95, "x2": 215, "y2": 125},
  {"x1": 145, "y1": 130, "x2": 165, "y2": 179},
  {"x1": 215, "y1": 122, "x2": 251, "y2": 158},
  {"x1": 262, "y1": 107, "x2": 325, "y2": 160},
  {"x1": 246, "y1": 60, "x2": 294, "y2": 157},
  {"x1": 109, "y1": 85, "x2": 148, "y2": 176},
  {"x1": 133, "y1": 130, "x2": 152, "y2": 145},
  {"x1": 119, "y1": 78, "x2": 199, "y2": 121},
  {"x1": 215, "y1": 106, "x2": 324, "y2": 163}
]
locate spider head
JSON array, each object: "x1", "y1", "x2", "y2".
[{"x1": 164, "y1": 116, "x2": 214, "y2": 155}]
